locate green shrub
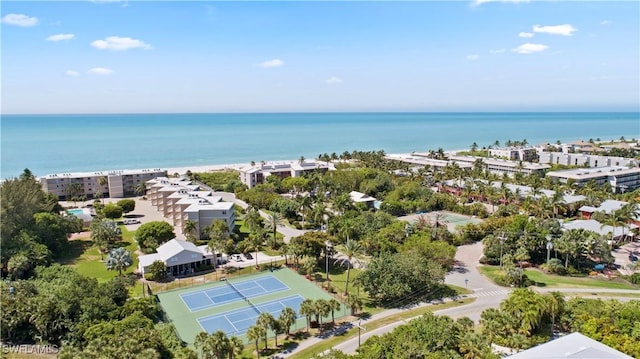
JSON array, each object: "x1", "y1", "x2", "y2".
[{"x1": 630, "y1": 273, "x2": 640, "y2": 285}]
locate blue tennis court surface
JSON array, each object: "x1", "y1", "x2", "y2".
[
  {"x1": 198, "y1": 295, "x2": 305, "y2": 336},
  {"x1": 179, "y1": 275, "x2": 289, "y2": 312}
]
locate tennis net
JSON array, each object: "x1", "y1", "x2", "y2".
[{"x1": 226, "y1": 280, "x2": 261, "y2": 314}]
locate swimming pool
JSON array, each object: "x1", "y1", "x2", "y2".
[{"x1": 67, "y1": 208, "x2": 84, "y2": 215}]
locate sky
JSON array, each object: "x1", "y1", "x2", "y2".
[{"x1": 1, "y1": 0, "x2": 639, "y2": 114}]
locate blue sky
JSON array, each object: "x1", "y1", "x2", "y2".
[{"x1": 1, "y1": 1, "x2": 639, "y2": 114}]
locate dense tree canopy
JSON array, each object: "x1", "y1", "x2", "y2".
[
  {"x1": 135, "y1": 221, "x2": 176, "y2": 253},
  {"x1": 1, "y1": 170, "x2": 81, "y2": 279}
]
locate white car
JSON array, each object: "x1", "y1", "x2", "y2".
[{"x1": 123, "y1": 219, "x2": 140, "y2": 225}]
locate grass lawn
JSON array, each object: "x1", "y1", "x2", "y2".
[
  {"x1": 59, "y1": 226, "x2": 143, "y2": 295},
  {"x1": 479, "y1": 266, "x2": 638, "y2": 290}
]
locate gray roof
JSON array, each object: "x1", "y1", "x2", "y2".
[
  {"x1": 507, "y1": 332, "x2": 633, "y2": 359},
  {"x1": 156, "y1": 238, "x2": 203, "y2": 259},
  {"x1": 561, "y1": 219, "x2": 638, "y2": 237}
]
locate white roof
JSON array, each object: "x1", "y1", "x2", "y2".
[
  {"x1": 41, "y1": 168, "x2": 166, "y2": 179},
  {"x1": 562, "y1": 219, "x2": 638, "y2": 237},
  {"x1": 507, "y1": 332, "x2": 633, "y2": 358},
  {"x1": 184, "y1": 201, "x2": 235, "y2": 212},
  {"x1": 138, "y1": 253, "x2": 161, "y2": 268},
  {"x1": 578, "y1": 200, "x2": 638, "y2": 218},
  {"x1": 156, "y1": 238, "x2": 202, "y2": 259},
  {"x1": 349, "y1": 191, "x2": 376, "y2": 203}
]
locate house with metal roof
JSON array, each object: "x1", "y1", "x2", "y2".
[
  {"x1": 138, "y1": 238, "x2": 225, "y2": 277},
  {"x1": 507, "y1": 332, "x2": 633, "y2": 358}
]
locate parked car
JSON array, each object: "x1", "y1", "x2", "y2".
[
  {"x1": 123, "y1": 219, "x2": 140, "y2": 225},
  {"x1": 232, "y1": 254, "x2": 243, "y2": 261},
  {"x1": 244, "y1": 253, "x2": 253, "y2": 260},
  {"x1": 629, "y1": 254, "x2": 638, "y2": 262}
]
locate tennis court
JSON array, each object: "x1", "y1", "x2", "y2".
[
  {"x1": 157, "y1": 268, "x2": 344, "y2": 344},
  {"x1": 198, "y1": 295, "x2": 305, "y2": 335},
  {"x1": 180, "y1": 276, "x2": 289, "y2": 312}
]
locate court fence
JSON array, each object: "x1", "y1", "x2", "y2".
[{"x1": 145, "y1": 261, "x2": 286, "y2": 295}]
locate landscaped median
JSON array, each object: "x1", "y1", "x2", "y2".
[
  {"x1": 479, "y1": 266, "x2": 638, "y2": 290},
  {"x1": 285, "y1": 297, "x2": 475, "y2": 359}
]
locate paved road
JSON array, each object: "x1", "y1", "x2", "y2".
[
  {"x1": 283, "y1": 240, "x2": 639, "y2": 357},
  {"x1": 330, "y1": 241, "x2": 510, "y2": 356}
]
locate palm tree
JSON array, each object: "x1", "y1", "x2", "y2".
[
  {"x1": 345, "y1": 295, "x2": 363, "y2": 316},
  {"x1": 194, "y1": 332, "x2": 213, "y2": 359},
  {"x1": 244, "y1": 206, "x2": 262, "y2": 234},
  {"x1": 328, "y1": 299, "x2": 341, "y2": 325},
  {"x1": 334, "y1": 239, "x2": 363, "y2": 295},
  {"x1": 183, "y1": 219, "x2": 198, "y2": 242},
  {"x1": 299, "y1": 299, "x2": 315, "y2": 333},
  {"x1": 97, "y1": 176, "x2": 108, "y2": 204},
  {"x1": 279, "y1": 307, "x2": 297, "y2": 337},
  {"x1": 544, "y1": 292, "x2": 564, "y2": 335},
  {"x1": 256, "y1": 312, "x2": 274, "y2": 350},
  {"x1": 134, "y1": 181, "x2": 147, "y2": 196},
  {"x1": 105, "y1": 247, "x2": 132, "y2": 276},
  {"x1": 500, "y1": 288, "x2": 546, "y2": 336},
  {"x1": 555, "y1": 230, "x2": 581, "y2": 269},
  {"x1": 264, "y1": 212, "x2": 284, "y2": 248},
  {"x1": 458, "y1": 332, "x2": 486, "y2": 359},
  {"x1": 246, "y1": 325, "x2": 265, "y2": 359},
  {"x1": 90, "y1": 219, "x2": 122, "y2": 260},
  {"x1": 65, "y1": 182, "x2": 82, "y2": 206},
  {"x1": 601, "y1": 210, "x2": 627, "y2": 245},
  {"x1": 616, "y1": 203, "x2": 640, "y2": 243},
  {"x1": 248, "y1": 231, "x2": 264, "y2": 267},
  {"x1": 278, "y1": 243, "x2": 289, "y2": 266},
  {"x1": 301, "y1": 259, "x2": 316, "y2": 279},
  {"x1": 229, "y1": 336, "x2": 243, "y2": 359},
  {"x1": 314, "y1": 299, "x2": 331, "y2": 332}
]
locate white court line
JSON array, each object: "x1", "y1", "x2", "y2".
[
  {"x1": 179, "y1": 292, "x2": 214, "y2": 313},
  {"x1": 224, "y1": 314, "x2": 240, "y2": 332}
]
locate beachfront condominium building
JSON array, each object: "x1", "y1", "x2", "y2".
[
  {"x1": 546, "y1": 166, "x2": 640, "y2": 193},
  {"x1": 239, "y1": 160, "x2": 333, "y2": 189},
  {"x1": 40, "y1": 168, "x2": 167, "y2": 200},
  {"x1": 538, "y1": 152, "x2": 637, "y2": 168},
  {"x1": 448, "y1": 155, "x2": 550, "y2": 177},
  {"x1": 489, "y1": 147, "x2": 537, "y2": 161},
  {"x1": 146, "y1": 177, "x2": 235, "y2": 239}
]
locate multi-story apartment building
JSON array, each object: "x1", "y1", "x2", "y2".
[
  {"x1": 538, "y1": 152, "x2": 637, "y2": 168},
  {"x1": 40, "y1": 168, "x2": 167, "y2": 200},
  {"x1": 239, "y1": 160, "x2": 332, "y2": 189},
  {"x1": 489, "y1": 147, "x2": 537, "y2": 161},
  {"x1": 448, "y1": 155, "x2": 550, "y2": 176},
  {"x1": 546, "y1": 166, "x2": 640, "y2": 193},
  {"x1": 146, "y1": 177, "x2": 235, "y2": 238}
]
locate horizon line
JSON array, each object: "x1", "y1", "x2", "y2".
[{"x1": 4, "y1": 110, "x2": 640, "y2": 116}]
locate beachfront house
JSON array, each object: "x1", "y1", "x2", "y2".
[
  {"x1": 138, "y1": 238, "x2": 226, "y2": 277},
  {"x1": 146, "y1": 177, "x2": 235, "y2": 239}
]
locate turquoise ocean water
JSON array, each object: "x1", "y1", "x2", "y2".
[{"x1": 1, "y1": 112, "x2": 638, "y2": 179}]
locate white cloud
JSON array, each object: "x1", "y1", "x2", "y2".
[
  {"x1": 512, "y1": 43, "x2": 549, "y2": 54},
  {"x1": 47, "y1": 33, "x2": 75, "y2": 42},
  {"x1": 1, "y1": 14, "x2": 39, "y2": 27},
  {"x1": 466, "y1": 54, "x2": 479, "y2": 61},
  {"x1": 91, "y1": 36, "x2": 152, "y2": 51},
  {"x1": 88, "y1": 67, "x2": 114, "y2": 75},
  {"x1": 472, "y1": 0, "x2": 529, "y2": 6},
  {"x1": 600, "y1": 20, "x2": 611, "y2": 25},
  {"x1": 489, "y1": 48, "x2": 506, "y2": 54},
  {"x1": 324, "y1": 76, "x2": 343, "y2": 84},
  {"x1": 519, "y1": 32, "x2": 534, "y2": 38},
  {"x1": 256, "y1": 59, "x2": 284, "y2": 68},
  {"x1": 65, "y1": 70, "x2": 80, "y2": 77},
  {"x1": 533, "y1": 24, "x2": 577, "y2": 36}
]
